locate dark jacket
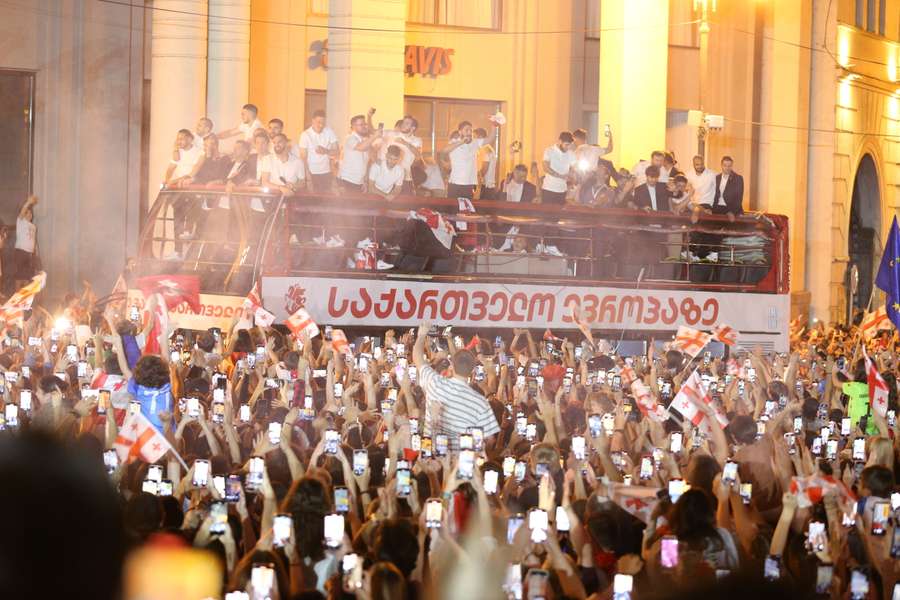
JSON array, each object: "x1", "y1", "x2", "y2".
[
  {"x1": 632, "y1": 182, "x2": 671, "y2": 212},
  {"x1": 711, "y1": 172, "x2": 744, "y2": 215},
  {"x1": 500, "y1": 177, "x2": 537, "y2": 203}
]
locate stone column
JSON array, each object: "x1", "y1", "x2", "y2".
[
  {"x1": 148, "y1": 0, "x2": 208, "y2": 202},
  {"x1": 805, "y1": 0, "x2": 836, "y2": 322},
  {"x1": 207, "y1": 0, "x2": 250, "y2": 143},
  {"x1": 326, "y1": 0, "x2": 405, "y2": 140},
  {"x1": 597, "y1": 0, "x2": 668, "y2": 168}
]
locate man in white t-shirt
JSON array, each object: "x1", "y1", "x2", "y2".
[
  {"x1": 164, "y1": 129, "x2": 205, "y2": 188},
  {"x1": 376, "y1": 116, "x2": 423, "y2": 195},
  {"x1": 298, "y1": 110, "x2": 339, "y2": 192},
  {"x1": 14, "y1": 195, "x2": 38, "y2": 284},
  {"x1": 685, "y1": 155, "x2": 717, "y2": 208},
  {"x1": 338, "y1": 114, "x2": 380, "y2": 193},
  {"x1": 442, "y1": 121, "x2": 482, "y2": 200},
  {"x1": 267, "y1": 118, "x2": 299, "y2": 159},
  {"x1": 218, "y1": 104, "x2": 264, "y2": 143},
  {"x1": 261, "y1": 133, "x2": 306, "y2": 196},
  {"x1": 631, "y1": 150, "x2": 667, "y2": 187},
  {"x1": 474, "y1": 127, "x2": 498, "y2": 200},
  {"x1": 193, "y1": 117, "x2": 214, "y2": 150},
  {"x1": 541, "y1": 131, "x2": 576, "y2": 205},
  {"x1": 367, "y1": 145, "x2": 405, "y2": 200},
  {"x1": 572, "y1": 127, "x2": 613, "y2": 181}
]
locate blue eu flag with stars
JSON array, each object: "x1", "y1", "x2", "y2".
[{"x1": 875, "y1": 216, "x2": 900, "y2": 330}]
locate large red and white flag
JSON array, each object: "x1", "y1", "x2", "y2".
[
  {"x1": 861, "y1": 306, "x2": 892, "y2": 339},
  {"x1": 285, "y1": 307, "x2": 320, "y2": 339},
  {"x1": 114, "y1": 411, "x2": 172, "y2": 464},
  {"x1": 712, "y1": 323, "x2": 738, "y2": 347},
  {"x1": 91, "y1": 370, "x2": 126, "y2": 393},
  {"x1": 136, "y1": 274, "x2": 201, "y2": 313},
  {"x1": 410, "y1": 209, "x2": 456, "y2": 250},
  {"x1": 243, "y1": 280, "x2": 263, "y2": 310},
  {"x1": 789, "y1": 474, "x2": 856, "y2": 513},
  {"x1": 331, "y1": 329, "x2": 351, "y2": 355},
  {"x1": 607, "y1": 483, "x2": 659, "y2": 524},
  {"x1": 672, "y1": 326, "x2": 711, "y2": 357},
  {"x1": 631, "y1": 379, "x2": 667, "y2": 422},
  {"x1": 0, "y1": 271, "x2": 46, "y2": 325},
  {"x1": 668, "y1": 369, "x2": 728, "y2": 433},
  {"x1": 143, "y1": 293, "x2": 169, "y2": 356},
  {"x1": 254, "y1": 306, "x2": 276, "y2": 328},
  {"x1": 863, "y1": 347, "x2": 889, "y2": 417}
]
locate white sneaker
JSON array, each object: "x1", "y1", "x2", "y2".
[
  {"x1": 707, "y1": 251, "x2": 718, "y2": 262},
  {"x1": 178, "y1": 231, "x2": 195, "y2": 240},
  {"x1": 544, "y1": 245, "x2": 564, "y2": 257},
  {"x1": 680, "y1": 250, "x2": 690, "y2": 260},
  {"x1": 289, "y1": 234, "x2": 300, "y2": 245},
  {"x1": 376, "y1": 260, "x2": 394, "y2": 270},
  {"x1": 326, "y1": 236, "x2": 345, "y2": 248},
  {"x1": 312, "y1": 234, "x2": 327, "y2": 246},
  {"x1": 689, "y1": 253, "x2": 701, "y2": 262}
]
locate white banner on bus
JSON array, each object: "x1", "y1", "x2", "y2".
[{"x1": 262, "y1": 277, "x2": 789, "y2": 349}]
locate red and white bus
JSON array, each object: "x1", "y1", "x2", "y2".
[{"x1": 134, "y1": 187, "x2": 790, "y2": 351}]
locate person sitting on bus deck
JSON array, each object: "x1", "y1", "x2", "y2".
[
  {"x1": 630, "y1": 165, "x2": 671, "y2": 212},
  {"x1": 499, "y1": 164, "x2": 536, "y2": 203},
  {"x1": 193, "y1": 117, "x2": 214, "y2": 150},
  {"x1": 338, "y1": 113, "x2": 380, "y2": 193},
  {"x1": 261, "y1": 133, "x2": 306, "y2": 196},
  {"x1": 164, "y1": 129, "x2": 204, "y2": 189},
  {"x1": 367, "y1": 145, "x2": 405, "y2": 201},
  {"x1": 576, "y1": 159, "x2": 632, "y2": 207},
  {"x1": 189, "y1": 135, "x2": 233, "y2": 186}
]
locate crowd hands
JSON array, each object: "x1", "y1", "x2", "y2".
[
  {"x1": 2, "y1": 288, "x2": 900, "y2": 599},
  {"x1": 158, "y1": 103, "x2": 745, "y2": 224}
]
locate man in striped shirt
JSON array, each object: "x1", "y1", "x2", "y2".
[{"x1": 413, "y1": 322, "x2": 500, "y2": 450}]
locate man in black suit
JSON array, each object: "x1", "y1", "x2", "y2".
[
  {"x1": 499, "y1": 164, "x2": 537, "y2": 203},
  {"x1": 710, "y1": 155, "x2": 744, "y2": 220},
  {"x1": 630, "y1": 165, "x2": 671, "y2": 212}
]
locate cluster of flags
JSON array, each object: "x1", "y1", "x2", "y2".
[
  {"x1": 0, "y1": 272, "x2": 46, "y2": 326},
  {"x1": 667, "y1": 369, "x2": 729, "y2": 434}
]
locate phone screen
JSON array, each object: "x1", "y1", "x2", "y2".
[
  {"x1": 528, "y1": 509, "x2": 548, "y2": 543},
  {"x1": 661, "y1": 536, "x2": 678, "y2": 568},
  {"x1": 764, "y1": 556, "x2": 780, "y2": 580},
  {"x1": 458, "y1": 450, "x2": 475, "y2": 480},
  {"x1": 572, "y1": 435, "x2": 586, "y2": 460},
  {"x1": 484, "y1": 470, "x2": 499, "y2": 495},
  {"x1": 396, "y1": 469, "x2": 412, "y2": 497},
  {"x1": 426, "y1": 499, "x2": 443, "y2": 528},
  {"x1": 853, "y1": 438, "x2": 866, "y2": 461},
  {"x1": 872, "y1": 501, "x2": 890, "y2": 536},
  {"x1": 555, "y1": 506, "x2": 571, "y2": 531},
  {"x1": 816, "y1": 565, "x2": 833, "y2": 594},
  {"x1": 247, "y1": 456, "x2": 265, "y2": 489},
  {"x1": 267, "y1": 422, "x2": 281, "y2": 445},
  {"x1": 335, "y1": 487, "x2": 350, "y2": 513},
  {"x1": 273, "y1": 514, "x2": 293, "y2": 547},
  {"x1": 192, "y1": 460, "x2": 210, "y2": 487},
  {"x1": 225, "y1": 474, "x2": 242, "y2": 502},
  {"x1": 250, "y1": 564, "x2": 275, "y2": 596},
  {"x1": 325, "y1": 429, "x2": 340, "y2": 454},
  {"x1": 324, "y1": 513, "x2": 344, "y2": 548}
]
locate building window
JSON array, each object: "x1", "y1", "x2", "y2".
[
  {"x1": 0, "y1": 69, "x2": 35, "y2": 224},
  {"x1": 878, "y1": 0, "x2": 885, "y2": 35},
  {"x1": 855, "y1": 0, "x2": 864, "y2": 28},
  {"x1": 867, "y1": 0, "x2": 876, "y2": 32},
  {"x1": 308, "y1": 0, "x2": 327, "y2": 15},
  {"x1": 408, "y1": 0, "x2": 500, "y2": 30},
  {"x1": 305, "y1": 89, "x2": 326, "y2": 127}
]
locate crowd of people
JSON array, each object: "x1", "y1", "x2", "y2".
[
  {"x1": 161, "y1": 103, "x2": 745, "y2": 219},
  {"x1": 1, "y1": 273, "x2": 899, "y2": 600}
]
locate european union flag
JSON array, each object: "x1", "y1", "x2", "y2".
[{"x1": 875, "y1": 215, "x2": 900, "y2": 330}]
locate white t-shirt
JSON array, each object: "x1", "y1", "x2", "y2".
[
  {"x1": 238, "y1": 118, "x2": 264, "y2": 141},
  {"x1": 339, "y1": 133, "x2": 369, "y2": 185},
  {"x1": 171, "y1": 145, "x2": 203, "y2": 179},
  {"x1": 448, "y1": 139, "x2": 481, "y2": 186},
  {"x1": 542, "y1": 145, "x2": 576, "y2": 193},
  {"x1": 299, "y1": 126, "x2": 339, "y2": 175},
  {"x1": 264, "y1": 153, "x2": 306, "y2": 186},
  {"x1": 422, "y1": 163, "x2": 446, "y2": 192},
  {"x1": 368, "y1": 161, "x2": 404, "y2": 195},
  {"x1": 381, "y1": 132, "x2": 422, "y2": 181},
  {"x1": 16, "y1": 218, "x2": 36, "y2": 253},
  {"x1": 631, "y1": 160, "x2": 670, "y2": 186},
  {"x1": 575, "y1": 144, "x2": 603, "y2": 173},
  {"x1": 478, "y1": 143, "x2": 497, "y2": 188},
  {"x1": 687, "y1": 168, "x2": 717, "y2": 207}
]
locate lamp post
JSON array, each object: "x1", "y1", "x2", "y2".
[{"x1": 694, "y1": 0, "x2": 716, "y2": 159}]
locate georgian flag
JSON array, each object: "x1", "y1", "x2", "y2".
[
  {"x1": 409, "y1": 209, "x2": 456, "y2": 250},
  {"x1": 789, "y1": 474, "x2": 856, "y2": 513},
  {"x1": 712, "y1": 323, "x2": 738, "y2": 346},
  {"x1": 114, "y1": 411, "x2": 173, "y2": 464},
  {"x1": 254, "y1": 306, "x2": 276, "y2": 328},
  {"x1": 243, "y1": 280, "x2": 263, "y2": 310},
  {"x1": 668, "y1": 369, "x2": 728, "y2": 434},
  {"x1": 606, "y1": 483, "x2": 659, "y2": 524},
  {"x1": 331, "y1": 329, "x2": 351, "y2": 355},
  {"x1": 863, "y1": 347, "x2": 889, "y2": 417},
  {"x1": 0, "y1": 271, "x2": 47, "y2": 325},
  {"x1": 672, "y1": 326, "x2": 712, "y2": 357},
  {"x1": 631, "y1": 379, "x2": 667, "y2": 422},
  {"x1": 860, "y1": 306, "x2": 891, "y2": 339},
  {"x1": 285, "y1": 307, "x2": 320, "y2": 339}
]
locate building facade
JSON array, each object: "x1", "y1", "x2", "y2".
[{"x1": 0, "y1": 0, "x2": 898, "y2": 321}]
